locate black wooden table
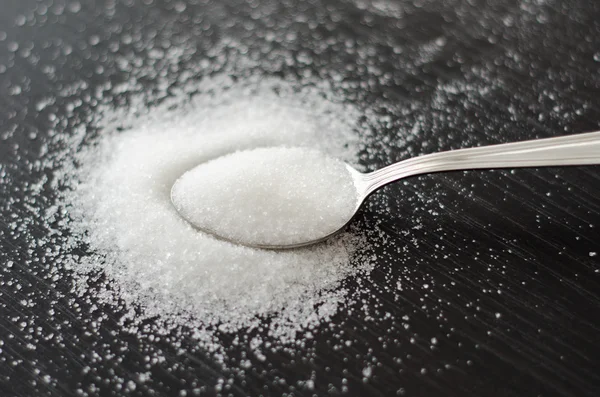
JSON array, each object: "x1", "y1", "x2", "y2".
[{"x1": 1, "y1": 0, "x2": 599, "y2": 396}]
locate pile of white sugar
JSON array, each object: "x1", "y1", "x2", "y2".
[
  {"x1": 55, "y1": 74, "x2": 375, "y2": 346},
  {"x1": 171, "y1": 147, "x2": 359, "y2": 248}
]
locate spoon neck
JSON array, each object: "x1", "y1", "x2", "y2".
[
  {"x1": 360, "y1": 130, "x2": 600, "y2": 197},
  {"x1": 360, "y1": 154, "x2": 446, "y2": 195}
]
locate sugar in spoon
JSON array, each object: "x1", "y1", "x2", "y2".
[{"x1": 171, "y1": 130, "x2": 600, "y2": 249}]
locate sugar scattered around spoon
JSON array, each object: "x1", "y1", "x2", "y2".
[{"x1": 55, "y1": 75, "x2": 375, "y2": 344}]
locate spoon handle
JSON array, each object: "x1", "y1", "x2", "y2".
[{"x1": 363, "y1": 130, "x2": 600, "y2": 195}]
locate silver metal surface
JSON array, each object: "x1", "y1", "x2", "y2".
[
  {"x1": 357, "y1": 130, "x2": 600, "y2": 198},
  {"x1": 174, "y1": 131, "x2": 600, "y2": 249}
]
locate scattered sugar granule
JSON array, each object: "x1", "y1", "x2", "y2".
[{"x1": 171, "y1": 147, "x2": 359, "y2": 247}]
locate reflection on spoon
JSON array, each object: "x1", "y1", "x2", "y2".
[{"x1": 172, "y1": 131, "x2": 600, "y2": 249}]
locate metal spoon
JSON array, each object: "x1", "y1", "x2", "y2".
[{"x1": 172, "y1": 130, "x2": 600, "y2": 249}]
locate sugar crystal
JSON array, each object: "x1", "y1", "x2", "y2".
[
  {"x1": 171, "y1": 147, "x2": 359, "y2": 247},
  {"x1": 57, "y1": 74, "x2": 374, "y2": 346}
]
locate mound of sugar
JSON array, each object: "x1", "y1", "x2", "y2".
[
  {"x1": 58, "y1": 75, "x2": 374, "y2": 342},
  {"x1": 171, "y1": 147, "x2": 359, "y2": 248}
]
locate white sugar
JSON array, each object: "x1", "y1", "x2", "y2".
[
  {"x1": 58, "y1": 74, "x2": 374, "y2": 345},
  {"x1": 0, "y1": 0, "x2": 587, "y2": 392},
  {"x1": 171, "y1": 147, "x2": 359, "y2": 247}
]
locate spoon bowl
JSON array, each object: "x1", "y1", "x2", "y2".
[{"x1": 172, "y1": 130, "x2": 600, "y2": 249}]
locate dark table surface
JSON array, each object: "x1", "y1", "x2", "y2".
[{"x1": 1, "y1": 0, "x2": 600, "y2": 396}]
